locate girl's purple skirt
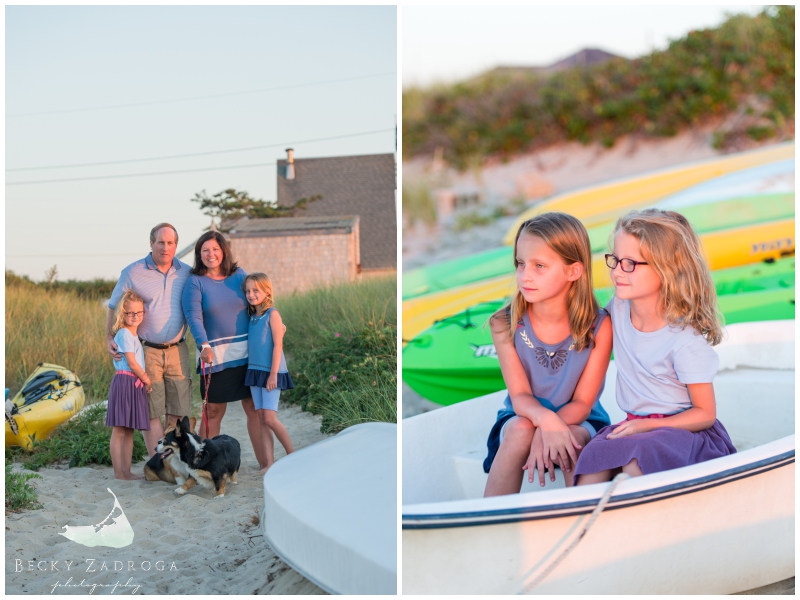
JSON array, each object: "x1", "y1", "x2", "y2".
[
  {"x1": 573, "y1": 418, "x2": 736, "y2": 484},
  {"x1": 105, "y1": 371, "x2": 150, "y2": 430}
]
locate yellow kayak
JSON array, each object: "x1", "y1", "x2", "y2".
[
  {"x1": 5, "y1": 363, "x2": 86, "y2": 450},
  {"x1": 503, "y1": 142, "x2": 795, "y2": 244},
  {"x1": 403, "y1": 218, "x2": 795, "y2": 340}
]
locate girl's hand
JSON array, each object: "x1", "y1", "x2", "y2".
[
  {"x1": 267, "y1": 372, "x2": 278, "y2": 392},
  {"x1": 607, "y1": 419, "x2": 654, "y2": 439},
  {"x1": 522, "y1": 428, "x2": 555, "y2": 487},
  {"x1": 141, "y1": 376, "x2": 152, "y2": 394},
  {"x1": 200, "y1": 347, "x2": 214, "y2": 365},
  {"x1": 539, "y1": 411, "x2": 582, "y2": 473}
]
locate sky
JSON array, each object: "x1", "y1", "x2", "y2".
[
  {"x1": 403, "y1": 5, "x2": 765, "y2": 87},
  {"x1": 6, "y1": 6, "x2": 397, "y2": 280}
]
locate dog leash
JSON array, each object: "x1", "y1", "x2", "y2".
[{"x1": 201, "y1": 360, "x2": 211, "y2": 438}]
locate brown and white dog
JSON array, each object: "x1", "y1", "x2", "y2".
[
  {"x1": 143, "y1": 417, "x2": 196, "y2": 484},
  {"x1": 145, "y1": 416, "x2": 241, "y2": 498}
]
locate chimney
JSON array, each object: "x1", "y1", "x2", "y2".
[{"x1": 286, "y1": 148, "x2": 295, "y2": 180}]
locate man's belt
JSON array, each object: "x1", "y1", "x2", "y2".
[{"x1": 140, "y1": 339, "x2": 184, "y2": 350}]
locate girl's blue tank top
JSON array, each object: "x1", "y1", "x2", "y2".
[
  {"x1": 247, "y1": 308, "x2": 289, "y2": 373},
  {"x1": 498, "y1": 308, "x2": 610, "y2": 427}
]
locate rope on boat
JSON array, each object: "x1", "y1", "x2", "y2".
[{"x1": 519, "y1": 472, "x2": 631, "y2": 594}]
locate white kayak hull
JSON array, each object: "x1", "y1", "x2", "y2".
[
  {"x1": 402, "y1": 321, "x2": 795, "y2": 594},
  {"x1": 261, "y1": 422, "x2": 397, "y2": 595}
]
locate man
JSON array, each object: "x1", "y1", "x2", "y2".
[{"x1": 107, "y1": 223, "x2": 192, "y2": 458}]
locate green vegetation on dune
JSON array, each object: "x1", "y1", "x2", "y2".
[
  {"x1": 403, "y1": 6, "x2": 794, "y2": 168},
  {"x1": 5, "y1": 271, "x2": 397, "y2": 482},
  {"x1": 279, "y1": 277, "x2": 397, "y2": 433}
]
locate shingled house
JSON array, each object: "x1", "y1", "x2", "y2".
[
  {"x1": 229, "y1": 215, "x2": 360, "y2": 294},
  {"x1": 277, "y1": 151, "x2": 397, "y2": 276}
]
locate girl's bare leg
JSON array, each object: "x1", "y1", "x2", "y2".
[
  {"x1": 621, "y1": 457, "x2": 644, "y2": 477},
  {"x1": 110, "y1": 427, "x2": 141, "y2": 480},
  {"x1": 484, "y1": 417, "x2": 534, "y2": 497},
  {"x1": 562, "y1": 425, "x2": 590, "y2": 488},
  {"x1": 263, "y1": 410, "x2": 294, "y2": 456},
  {"x1": 243, "y1": 398, "x2": 273, "y2": 470}
]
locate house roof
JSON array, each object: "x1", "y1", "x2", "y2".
[
  {"x1": 229, "y1": 215, "x2": 359, "y2": 238},
  {"x1": 277, "y1": 153, "x2": 396, "y2": 270}
]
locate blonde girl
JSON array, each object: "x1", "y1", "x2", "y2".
[
  {"x1": 106, "y1": 289, "x2": 151, "y2": 480},
  {"x1": 243, "y1": 273, "x2": 294, "y2": 474},
  {"x1": 575, "y1": 209, "x2": 735, "y2": 485},
  {"x1": 483, "y1": 212, "x2": 613, "y2": 496}
]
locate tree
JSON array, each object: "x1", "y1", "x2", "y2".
[{"x1": 191, "y1": 188, "x2": 322, "y2": 232}]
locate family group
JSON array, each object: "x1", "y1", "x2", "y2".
[
  {"x1": 104, "y1": 223, "x2": 294, "y2": 480},
  {"x1": 483, "y1": 208, "x2": 736, "y2": 496}
]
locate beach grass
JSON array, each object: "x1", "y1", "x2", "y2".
[
  {"x1": 5, "y1": 460, "x2": 43, "y2": 512},
  {"x1": 6, "y1": 403, "x2": 149, "y2": 471},
  {"x1": 6, "y1": 271, "x2": 397, "y2": 470},
  {"x1": 279, "y1": 276, "x2": 398, "y2": 433},
  {"x1": 6, "y1": 274, "x2": 116, "y2": 401}
]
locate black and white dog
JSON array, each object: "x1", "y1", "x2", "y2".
[{"x1": 150, "y1": 416, "x2": 241, "y2": 498}]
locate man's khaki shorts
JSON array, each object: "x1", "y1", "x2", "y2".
[{"x1": 143, "y1": 341, "x2": 193, "y2": 419}]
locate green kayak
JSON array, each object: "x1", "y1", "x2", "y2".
[
  {"x1": 403, "y1": 192, "x2": 794, "y2": 302},
  {"x1": 403, "y1": 260, "x2": 795, "y2": 406}
]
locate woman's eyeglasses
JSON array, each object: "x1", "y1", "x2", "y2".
[{"x1": 605, "y1": 254, "x2": 649, "y2": 273}]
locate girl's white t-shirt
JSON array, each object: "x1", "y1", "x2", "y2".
[
  {"x1": 113, "y1": 328, "x2": 145, "y2": 373},
  {"x1": 607, "y1": 296, "x2": 718, "y2": 416}
]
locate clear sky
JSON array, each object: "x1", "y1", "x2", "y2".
[
  {"x1": 6, "y1": 6, "x2": 397, "y2": 280},
  {"x1": 403, "y1": 5, "x2": 764, "y2": 87}
]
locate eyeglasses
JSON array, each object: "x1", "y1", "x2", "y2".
[
  {"x1": 605, "y1": 253, "x2": 649, "y2": 273},
  {"x1": 125, "y1": 311, "x2": 145, "y2": 319}
]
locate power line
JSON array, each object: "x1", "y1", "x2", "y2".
[
  {"x1": 8, "y1": 253, "x2": 143, "y2": 258},
  {"x1": 7, "y1": 128, "x2": 394, "y2": 172},
  {"x1": 7, "y1": 71, "x2": 396, "y2": 118},
  {"x1": 6, "y1": 162, "x2": 278, "y2": 186}
]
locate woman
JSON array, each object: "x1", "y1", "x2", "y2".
[{"x1": 181, "y1": 231, "x2": 273, "y2": 470}]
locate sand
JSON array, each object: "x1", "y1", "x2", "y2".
[{"x1": 5, "y1": 402, "x2": 330, "y2": 595}]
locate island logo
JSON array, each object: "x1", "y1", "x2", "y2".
[{"x1": 59, "y1": 488, "x2": 134, "y2": 548}]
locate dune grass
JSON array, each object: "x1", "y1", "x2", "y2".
[
  {"x1": 278, "y1": 276, "x2": 397, "y2": 433},
  {"x1": 6, "y1": 270, "x2": 397, "y2": 481},
  {"x1": 6, "y1": 274, "x2": 116, "y2": 400}
]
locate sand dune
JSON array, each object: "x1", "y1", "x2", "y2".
[{"x1": 6, "y1": 402, "x2": 330, "y2": 595}]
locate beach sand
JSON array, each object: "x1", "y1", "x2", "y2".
[{"x1": 6, "y1": 402, "x2": 330, "y2": 595}]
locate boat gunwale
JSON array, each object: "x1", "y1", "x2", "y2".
[{"x1": 403, "y1": 445, "x2": 794, "y2": 529}]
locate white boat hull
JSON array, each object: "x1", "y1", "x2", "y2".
[
  {"x1": 261, "y1": 422, "x2": 397, "y2": 595},
  {"x1": 402, "y1": 321, "x2": 795, "y2": 594}
]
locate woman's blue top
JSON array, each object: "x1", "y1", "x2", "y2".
[
  {"x1": 245, "y1": 307, "x2": 294, "y2": 390},
  {"x1": 181, "y1": 268, "x2": 249, "y2": 374}
]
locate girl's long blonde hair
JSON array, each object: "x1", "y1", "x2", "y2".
[
  {"x1": 111, "y1": 290, "x2": 145, "y2": 335},
  {"x1": 244, "y1": 272, "x2": 275, "y2": 315},
  {"x1": 492, "y1": 212, "x2": 599, "y2": 352},
  {"x1": 615, "y1": 208, "x2": 723, "y2": 345}
]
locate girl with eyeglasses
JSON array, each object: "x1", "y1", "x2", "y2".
[
  {"x1": 483, "y1": 212, "x2": 612, "y2": 496},
  {"x1": 106, "y1": 289, "x2": 152, "y2": 480},
  {"x1": 575, "y1": 209, "x2": 736, "y2": 485}
]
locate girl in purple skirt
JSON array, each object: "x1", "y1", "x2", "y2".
[
  {"x1": 106, "y1": 289, "x2": 152, "y2": 480},
  {"x1": 575, "y1": 209, "x2": 736, "y2": 486}
]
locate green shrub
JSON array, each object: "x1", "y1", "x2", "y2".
[
  {"x1": 12, "y1": 403, "x2": 148, "y2": 471},
  {"x1": 403, "y1": 6, "x2": 794, "y2": 167},
  {"x1": 5, "y1": 460, "x2": 43, "y2": 512},
  {"x1": 280, "y1": 277, "x2": 397, "y2": 433}
]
